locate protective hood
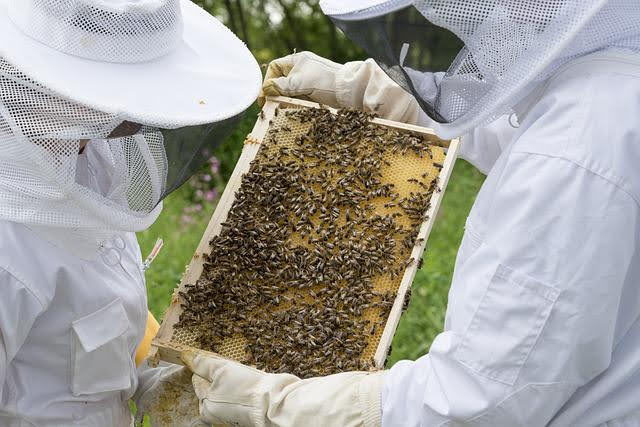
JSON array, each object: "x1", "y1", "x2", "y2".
[
  {"x1": 0, "y1": 56, "x2": 247, "y2": 255},
  {"x1": 320, "y1": 0, "x2": 640, "y2": 138},
  {"x1": 0, "y1": 0, "x2": 261, "y2": 255}
]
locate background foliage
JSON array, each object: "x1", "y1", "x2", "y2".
[{"x1": 139, "y1": 0, "x2": 484, "y2": 368}]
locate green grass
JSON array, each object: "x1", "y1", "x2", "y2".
[{"x1": 138, "y1": 156, "x2": 484, "y2": 365}]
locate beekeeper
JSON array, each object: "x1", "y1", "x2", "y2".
[
  {"x1": 0, "y1": 0, "x2": 260, "y2": 425},
  {"x1": 184, "y1": 1, "x2": 640, "y2": 426}
]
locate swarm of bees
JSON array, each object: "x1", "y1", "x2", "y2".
[{"x1": 175, "y1": 106, "x2": 444, "y2": 378}]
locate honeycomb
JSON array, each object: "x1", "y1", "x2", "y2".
[{"x1": 169, "y1": 106, "x2": 446, "y2": 373}]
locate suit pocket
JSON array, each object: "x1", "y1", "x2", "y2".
[
  {"x1": 454, "y1": 264, "x2": 560, "y2": 385},
  {"x1": 70, "y1": 298, "x2": 132, "y2": 396}
]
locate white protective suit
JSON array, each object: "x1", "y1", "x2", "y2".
[
  {"x1": 0, "y1": 144, "x2": 163, "y2": 426},
  {"x1": 194, "y1": 48, "x2": 640, "y2": 426},
  {"x1": 383, "y1": 48, "x2": 640, "y2": 427}
]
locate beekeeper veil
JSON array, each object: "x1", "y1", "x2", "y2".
[
  {"x1": 320, "y1": 0, "x2": 640, "y2": 138},
  {"x1": 0, "y1": 0, "x2": 261, "y2": 254}
]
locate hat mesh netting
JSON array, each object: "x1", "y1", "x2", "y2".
[
  {"x1": 0, "y1": 56, "x2": 243, "y2": 240},
  {"x1": 325, "y1": 0, "x2": 640, "y2": 138}
]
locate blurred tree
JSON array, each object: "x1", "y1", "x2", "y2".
[
  {"x1": 190, "y1": 1, "x2": 362, "y2": 63},
  {"x1": 194, "y1": 1, "x2": 463, "y2": 67}
]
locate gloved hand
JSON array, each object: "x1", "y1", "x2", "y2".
[
  {"x1": 260, "y1": 51, "x2": 426, "y2": 125},
  {"x1": 135, "y1": 362, "x2": 205, "y2": 427},
  {"x1": 260, "y1": 51, "x2": 342, "y2": 108},
  {"x1": 183, "y1": 350, "x2": 385, "y2": 427}
]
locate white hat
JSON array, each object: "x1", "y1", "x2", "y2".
[
  {"x1": 0, "y1": 0, "x2": 261, "y2": 128},
  {"x1": 319, "y1": 0, "x2": 410, "y2": 17}
]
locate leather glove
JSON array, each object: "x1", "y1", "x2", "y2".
[
  {"x1": 183, "y1": 350, "x2": 384, "y2": 427},
  {"x1": 135, "y1": 362, "x2": 206, "y2": 427},
  {"x1": 259, "y1": 51, "x2": 426, "y2": 125}
]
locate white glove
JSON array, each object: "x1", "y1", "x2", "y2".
[
  {"x1": 260, "y1": 51, "x2": 425, "y2": 124},
  {"x1": 183, "y1": 351, "x2": 384, "y2": 427},
  {"x1": 135, "y1": 363, "x2": 205, "y2": 427}
]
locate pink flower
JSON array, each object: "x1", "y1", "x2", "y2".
[
  {"x1": 203, "y1": 174, "x2": 212, "y2": 182},
  {"x1": 209, "y1": 157, "x2": 220, "y2": 174},
  {"x1": 205, "y1": 189, "x2": 218, "y2": 202},
  {"x1": 181, "y1": 214, "x2": 194, "y2": 224},
  {"x1": 195, "y1": 189, "x2": 204, "y2": 198},
  {"x1": 194, "y1": 203, "x2": 203, "y2": 211}
]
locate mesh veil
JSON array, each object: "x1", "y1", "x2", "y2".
[
  {"x1": 0, "y1": 57, "x2": 244, "y2": 248},
  {"x1": 325, "y1": 0, "x2": 640, "y2": 138}
]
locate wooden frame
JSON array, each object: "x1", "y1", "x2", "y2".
[{"x1": 152, "y1": 96, "x2": 459, "y2": 368}]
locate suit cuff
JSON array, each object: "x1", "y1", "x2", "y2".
[{"x1": 359, "y1": 371, "x2": 385, "y2": 427}]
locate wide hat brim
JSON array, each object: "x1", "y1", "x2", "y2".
[
  {"x1": 0, "y1": 0, "x2": 261, "y2": 128},
  {"x1": 319, "y1": 0, "x2": 412, "y2": 18}
]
